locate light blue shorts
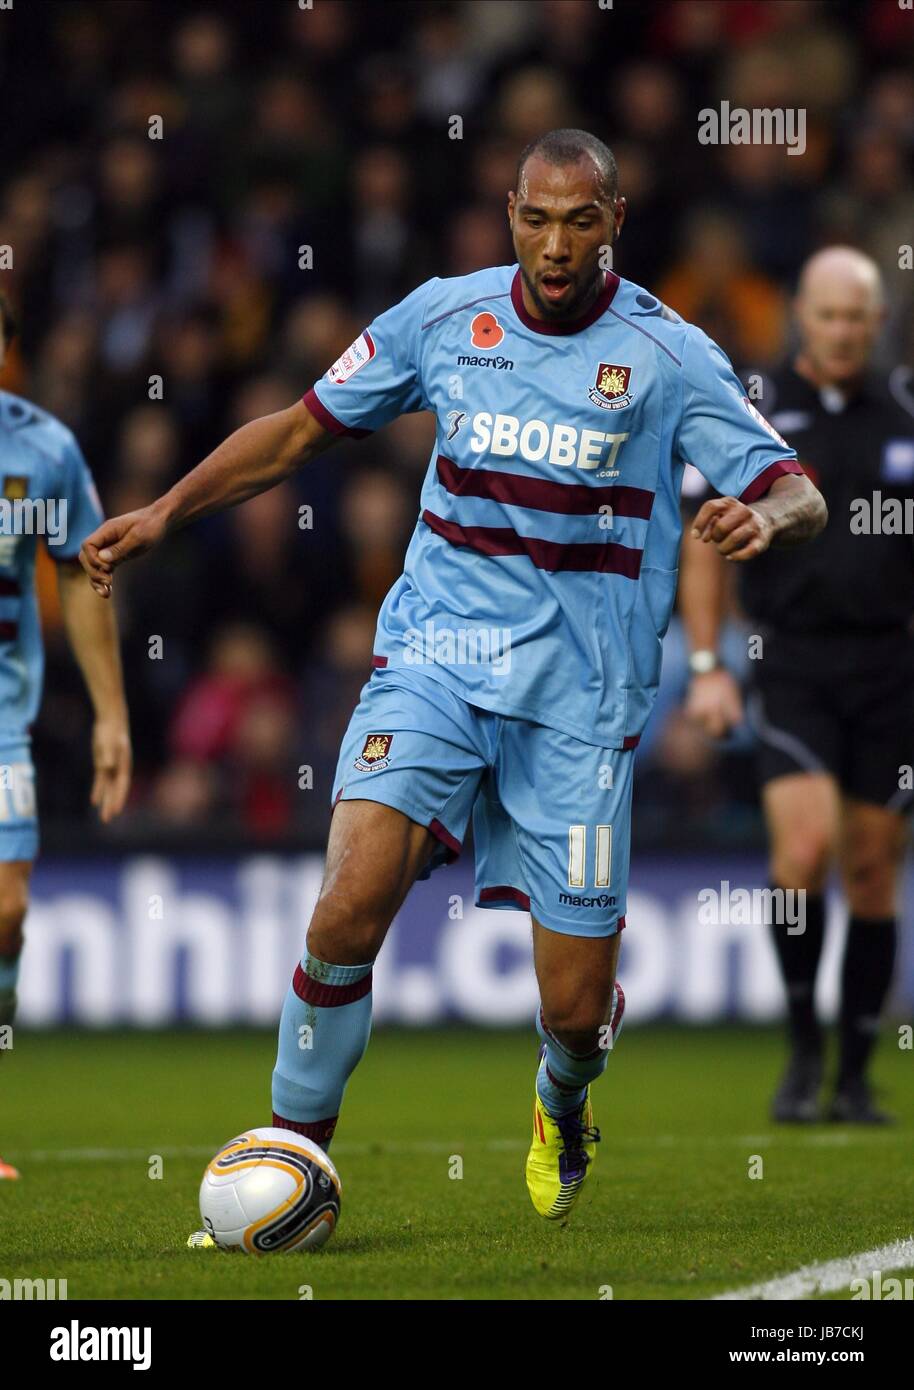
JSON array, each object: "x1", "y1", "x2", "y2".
[
  {"x1": 0, "y1": 734, "x2": 38, "y2": 862},
  {"x1": 332, "y1": 667, "x2": 633, "y2": 937}
]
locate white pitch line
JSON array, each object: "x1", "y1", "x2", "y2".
[
  {"x1": 9, "y1": 1130, "x2": 894, "y2": 1164},
  {"x1": 713, "y1": 1237, "x2": 914, "y2": 1301},
  {"x1": 11, "y1": 1141, "x2": 520, "y2": 1163},
  {"x1": 12, "y1": 1145, "x2": 215, "y2": 1163}
]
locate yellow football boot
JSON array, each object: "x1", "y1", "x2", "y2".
[{"x1": 525, "y1": 1057, "x2": 601, "y2": 1220}]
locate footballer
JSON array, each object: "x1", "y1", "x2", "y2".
[
  {"x1": 80, "y1": 131, "x2": 826, "y2": 1223},
  {"x1": 0, "y1": 294, "x2": 132, "y2": 1180}
]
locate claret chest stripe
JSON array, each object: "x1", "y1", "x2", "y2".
[
  {"x1": 420, "y1": 508, "x2": 643, "y2": 577},
  {"x1": 435, "y1": 454, "x2": 654, "y2": 519}
]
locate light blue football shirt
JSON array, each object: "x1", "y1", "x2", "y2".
[
  {"x1": 0, "y1": 391, "x2": 104, "y2": 733},
  {"x1": 305, "y1": 266, "x2": 801, "y2": 748}
]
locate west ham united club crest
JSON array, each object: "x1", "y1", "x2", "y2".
[
  {"x1": 355, "y1": 733, "x2": 393, "y2": 772},
  {"x1": 589, "y1": 362, "x2": 633, "y2": 411}
]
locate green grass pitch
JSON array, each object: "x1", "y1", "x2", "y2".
[{"x1": 2, "y1": 1025, "x2": 912, "y2": 1300}]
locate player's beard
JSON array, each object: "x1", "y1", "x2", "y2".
[{"x1": 522, "y1": 266, "x2": 604, "y2": 322}]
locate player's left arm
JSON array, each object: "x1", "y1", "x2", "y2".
[
  {"x1": 677, "y1": 327, "x2": 827, "y2": 563},
  {"x1": 690, "y1": 473, "x2": 827, "y2": 562},
  {"x1": 55, "y1": 559, "x2": 131, "y2": 822}
]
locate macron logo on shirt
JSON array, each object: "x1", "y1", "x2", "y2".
[{"x1": 327, "y1": 331, "x2": 376, "y2": 385}]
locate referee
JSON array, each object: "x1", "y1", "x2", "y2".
[{"x1": 680, "y1": 246, "x2": 914, "y2": 1124}]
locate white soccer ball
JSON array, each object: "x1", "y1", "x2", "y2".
[{"x1": 199, "y1": 1126, "x2": 341, "y2": 1253}]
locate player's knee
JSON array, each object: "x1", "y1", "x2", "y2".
[
  {"x1": 305, "y1": 888, "x2": 389, "y2": 964},
  {"x1": 543, "y1": 993, "x2": 612, "y2": 1051},
  {"x1": 770, "y1": 835, "x2": 831, "y2": 893}
]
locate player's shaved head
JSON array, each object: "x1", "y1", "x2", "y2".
[
  {"x1": 508, "y1": 129, "x2": 626, "y2": 325},
  {"x1": 794, "y1": 246, "x2": 885, "y2": 388},
  {"x1": 516, "y1": 129, "x2": 618, "y2": 205}
]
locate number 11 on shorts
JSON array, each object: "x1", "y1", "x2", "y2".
[{"x1": 567, "y1": 824, "x2": 612, "y2": 888}]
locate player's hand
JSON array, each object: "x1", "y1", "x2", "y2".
[
  {"x1": 80, "y1": 504, "x2": 168, "y2": 597},
  {"x1": 684, "y1": 668, "x2": 744, "y2": 739},
  {"x1": 690, "y1": 496, "x2": 774, "y2": 561},
  {"x1": 91, "y1": 716, "x2": 132, "y2": 823}
]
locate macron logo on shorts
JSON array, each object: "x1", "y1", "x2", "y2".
[{"x1": 327, "y1": 331, "x2": 376, "y2": 385}]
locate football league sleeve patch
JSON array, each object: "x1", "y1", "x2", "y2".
[{"x1": 304, "y1": 277, "x2": 438, "y2": 437}]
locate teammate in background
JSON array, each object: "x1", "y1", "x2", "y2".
[
  {"x1": 0, "y1": 293, "x2": 132, "y2": 1179},
  {"x1": 80, "y1": 130, "x2": 825, "y2": 1226},
  {"x1": 680, "y1": 248, "x2": 914, "y2": 1124}
]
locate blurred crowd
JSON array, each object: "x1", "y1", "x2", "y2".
[{"x1": 0, "y1": 0, "x2": 912, "y2": 847}]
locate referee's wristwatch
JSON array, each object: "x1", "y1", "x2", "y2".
[{"x1": 688, "y1": 649, "x2": 721, "y2": 676}]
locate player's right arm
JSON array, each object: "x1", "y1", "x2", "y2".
[
  {"x1": 80, "y1": 399, "x2": 334, "y2": 596},
  {"x1": 82, "y1": 276, "x2": 435, "y2": 596}
]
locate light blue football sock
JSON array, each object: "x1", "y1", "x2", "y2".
[
  {"x1": 535, "y1": 986, "x2": 625, "y2": 1118},
  {"x1": 271, "y1": 952, "x2": 373, "y2": 1150}
]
